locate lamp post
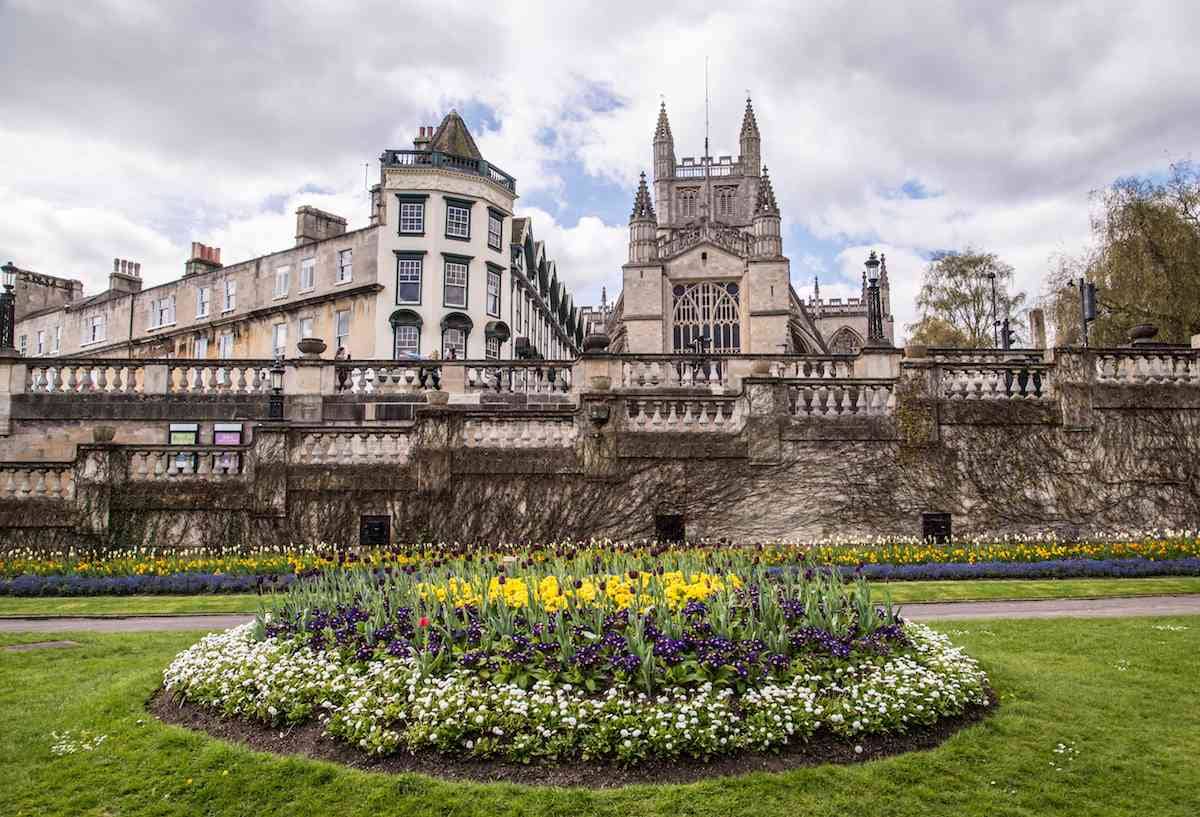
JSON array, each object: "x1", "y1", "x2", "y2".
[
  {"x1": 268, "y1": 360, "x2": 285, "y2": 421},
  {"x1": 864, "y1": 251, "x2": 888, "y2": 347},
  {"x1": 1, "y1": 261, "x2": 18, "y2": 357}
]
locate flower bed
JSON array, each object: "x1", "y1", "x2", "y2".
[
  {"x1": 162, "y1": 551, "x2": 990, "y2": 766},
  {"x1": 7, "y1": 556, "x2": 1199, "y2": 597},
  {"x1": 5, "y1": 531, "x2": 1199, "y2": 583}
]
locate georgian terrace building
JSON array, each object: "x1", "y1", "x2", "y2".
[{"x1": 12, "y1": 111, "x2": 584, "y2": 364}]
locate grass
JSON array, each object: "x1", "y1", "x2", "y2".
[
  {"x1": 2, "y1": 575, "x2": 1199, "y2": 618},
  {"x1": 1, "y1": 616, "x2": 1198, "y2": 816}
]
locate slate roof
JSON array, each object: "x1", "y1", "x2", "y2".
[{"x1": 428, "y1": 110, "x2": 482, "y2": 160}]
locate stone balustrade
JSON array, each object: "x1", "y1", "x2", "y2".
[
  {"x1": 786, "y1": 381, "x2": 895, "y2": 417},
  {"x1": 25, "y1": 360, "x2": 146, "y2": 394},
  {"x1": 461, "y1": 362, "x2": 573, "y2": 394},
  {"x1": 938, "y1": 361, "x2": 1053, "y2": 400},
  {"x1": 126, "y1": 446, "x2": 247, "y2": 480},
  {"x1": 292, "y1": 429, "x2": 413, "y2": 465},
  {"x1": 1093, "y1": 348, "x2": 1200, "y2": 385},
  {"x1": 168, "y1": 361, "x2": 276, "y2": 395},
  {"x1": 0, "y1": 462, "x2": 75, "y2": 500},
  {"x1": 929, "y1": 348, "x2": 1047, "y2": 364},
  {"x1": 624, "y1": 397, "x2": 743, "y2": 431},
  {"x1": 620, "y1": 356, "x2": 729, "y2": 389},
  {"x1": 461, "y1": 417, "x2": 578, "y2": 448},
  {"x1": 335, "y1": 363, "x2": 443, "y2": 394}
]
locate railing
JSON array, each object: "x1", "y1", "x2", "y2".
[
  {"x1": 625, "y1": 397, "x2": 743, "y2": 431},
  {"x1": 621, "y1": 356, "x2": 729, "y2": 389},
  {"x1": 1093, "y1": 348, "x2": 1200, "y2": 385},
  {"x1": 380, "y1": 149, "x2": 516, "y2": 193},
  {"x1": 336, "y1": 364, "x2": 444, "y2": 394},
  {"x1": 336, "y1": 362, "x2": 573, "y2": 395},
  {"x1": 939, "y1": 361, "x2": 1053, "y2": 400},
  {"x1": 786, "y1": 380, "x2": 895, "y2": 417},
  {"x1": 674, "y1": 163, "x2": 742, "y2": 178},
  {"x1": 168, "y1": 361, "x2": 275, "y2": 395},
  {"x1": 0, "y1": 462, "x2": 75, "y2": 500},
  {"x1": 25, "y1": 360, "x2": 145, "y2": 394},
  {"x1": 125, "y1": 445, "x2": 248, "y2": 481},
  {"x1": 762, "y1": 356, "x2": 857, "y2": 380},
  {"x1": 461, "y1": 418, "x2": 578, "y2": 448},
  {"x1": 657, "y1": 223, "x2": 751, "y2": 259},
  {"x1": 463, "y1": 362, "x2": 573, "y2": 394},
  {"x1": 929, "y1": 348, "x2": 1047, "y2": 364},
  {"x1": 292, "y1": 429, "x2": 413, "y2": 465}
]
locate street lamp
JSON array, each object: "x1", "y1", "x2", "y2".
[
  {"x1": 864, "y1": 251, "x2": 888, "y2": 347},
  {"x1": 268, "y1": 360, "x2": 285, "y2": 420},
  {"x1": 1, "y1": 261, "x2": 18, "y2": 357}
]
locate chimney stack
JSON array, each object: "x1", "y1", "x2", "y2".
[
  {"x1": 185, "y1": 242, "x2": 223, "y2": 277},
  {"x1": 413, "y1": 124, "x2": 433, "y2": 151},
  {"x1": 109, "y1": 257, "x2": 143, "y2": 294},
  {"x1": 295, "y1": 206, "x2": 348, "y2": 246}
]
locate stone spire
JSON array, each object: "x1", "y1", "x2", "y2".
[
  {"x1": 654, "y1": 100, "x2": 673, "y2": 141},
  {"x1": 880, "y1": 252, "x2": 890, "y2": 286},
  {"x1": 754, "y1": 165, "x2": 779, "y2": 215},
  {"x1": 628, "y1": 172, "x2": 659, "y2": 263},
  {"x1": 630, "y1": 172, "x2": 656, "y2": 221},
  {"x1": 740, "y1": 96, "x2": 761, "y2": 177},
  {"x1": 751, "y1": 165, "x2": 782, "y2": 258},
  {"x1": 740, "y1": 96, "x2": 759, "y2": 139}
]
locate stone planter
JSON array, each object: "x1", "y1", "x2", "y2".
[
  {"x1": 92, "y1": 426, "x2": 116, "y2": 443},
  {"x1": 426, "y1": 390, "x2": 449, "y2": 406},
  {"x1": 297, "y1": 337, "x2": 327, "y2": 357},
  {"x1": 1129, "y1": 324, "x2": 1158, "y2": 345},
  {"x1": 590, "y1": 375, "x2": 612, "y2": 391}
]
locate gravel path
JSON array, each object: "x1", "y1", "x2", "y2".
[{"x1": 1, "y1": 596, "x2": 1198, "y2": 633}]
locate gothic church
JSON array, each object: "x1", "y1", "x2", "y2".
[{"x1": 607, "y1": 99, "x2": 893, "y2": 354}]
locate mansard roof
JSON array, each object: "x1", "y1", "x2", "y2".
[{"x1": 428, "y1": 109, "x2": 482, "y2": 160}]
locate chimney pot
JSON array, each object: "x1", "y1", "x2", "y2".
[
  {"x1": 113, "y1": 258, "x2": 120, "y2": 273},
  {"x1": 133, "y1": 262, "x2": 141, "y2": 277},
  {"x1": 120, "y1": 259, "x2": 127, "y2": 274},
  {"x1": 214, "y1": 247, "x2": 221, "y2": 264}
]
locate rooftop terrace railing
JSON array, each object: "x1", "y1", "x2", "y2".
[{"x1": 380, "y1": 149, "x2": 516, "y2": 193}]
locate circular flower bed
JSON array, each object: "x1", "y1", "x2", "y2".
[{"x1": 162, "y1": 551, "x2": 990, "y2": 767}]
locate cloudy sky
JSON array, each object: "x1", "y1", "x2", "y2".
[{"x1": 2, "y1": 0, "x2": 1198, "y2": 340}]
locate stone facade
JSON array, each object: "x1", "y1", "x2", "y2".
[
  {"x1": 608, "y1": 99, "x2": 894, "y2": 356},
  {"x1": 2, "y1": 345, "x2": 1199, "y2": 545},
  {"x1": 11, "y1": 111, "x2": 582, "y2": 367}
]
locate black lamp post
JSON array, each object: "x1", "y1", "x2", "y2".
[
  {"x1": 1, "y1": 261, "x2": 18, "y2": 357},
  {"x1": 864, "y1": 251, "x2": 887, "y2": 346},
  {"x1": 268, "y1": 361, "x2": 285, "y2": 420}
]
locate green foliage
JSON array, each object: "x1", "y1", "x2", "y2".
[
  {"x1": 2, "y1": 619, "x2": 1198, "y2": 815},
  {"x1": 908, "y1": 250, "x2": 1027, "y2": 348},
  {"x1": 1047, "y1": 161, "x2": 1200, "y2": 345}
]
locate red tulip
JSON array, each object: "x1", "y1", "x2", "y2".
[{"x1": 418, "y1": 616, "x2": 430, "y2": 628}]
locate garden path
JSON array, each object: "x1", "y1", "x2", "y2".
[{"x1": 1, "y1": 596, "x2": 1199, "y2": 632}]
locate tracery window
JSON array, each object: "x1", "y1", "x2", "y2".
[
  {"x1": 671, "y1": 281, "x2": 741, "y2": 353},
  {"x1": 716, "y1": 186, "x2": 737, "y2": 219},
  {"x1": 677, "y1": 188, "x2": 699, "y2": 220},
  {"x1": 829, "y1": 326, "x2": 863, "y2": 355}
]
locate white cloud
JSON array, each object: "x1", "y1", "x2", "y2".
[{"x1": 2, "y1": 0, "x2": 1198, "y2": 330}]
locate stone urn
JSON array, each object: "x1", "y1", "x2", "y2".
[
  {"x1": 92, "y1": 425, "x2": 116, "y2": 443},
  {"x1": 1128, "y1": 324, "x2": 1159, "y2": 346},
  {"x1": 590, "y1": 375, "x2": 612, "y2": 391},
  {"x1": 297, "y1": 337, "x2": 327, "y2": 357},
  {"x1": 426, "y1": 390, "x2": 450, "y2": 406}
]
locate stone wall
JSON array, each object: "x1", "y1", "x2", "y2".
[{"x1": 2, "y1": 347, "x2": 1199, "y2": 546}]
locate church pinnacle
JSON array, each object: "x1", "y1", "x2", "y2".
[
  {"x1": 740, "y1": 96, "x2": 759, "y2": 138},
  {"x1": 654, "y1": 100, "x2": 673, "y2": 140},
  {"x1": 631, "y1": 172, "x2": 656, "y2": 221},
  {"x1": 754, "y1": 165, "x2": 779, "y2": 215}
]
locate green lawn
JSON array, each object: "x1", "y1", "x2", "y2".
[
  {"x1": 3, "y1": 576, "x2": 1199, "y2": 617},
  {"x1": 1, "y1": 617, "x2": 1197, "y2": 816}
]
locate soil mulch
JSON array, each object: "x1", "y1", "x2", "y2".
[{"x1": 149, "y1": 688, "x2": 996, "y2": 788}]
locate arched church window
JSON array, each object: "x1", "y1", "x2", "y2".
[
  {"x1": 829, "y1": 326, "x2": 864, "y2": 354},
  {"x1": 672, "y1": 282, "x2": 741, "y2": 353}
]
